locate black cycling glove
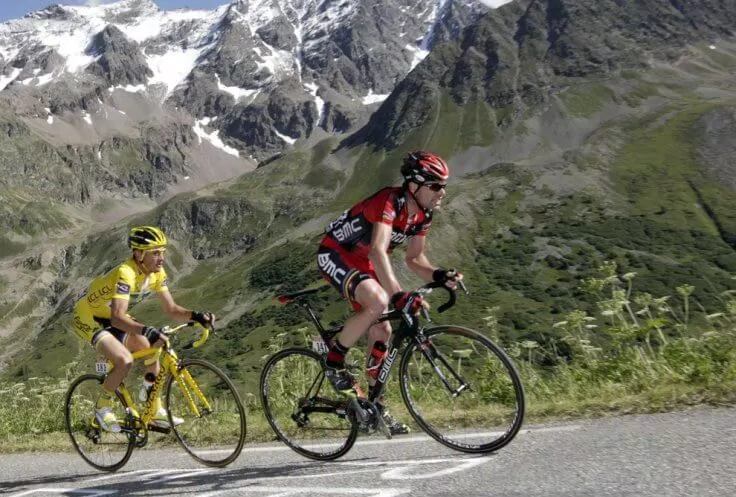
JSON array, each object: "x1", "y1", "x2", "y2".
[
  {"x1": 141, "y1": 326, "x2": 164, "y2": 344},
  {"x1": 432, "y1": 268, "x2": 462, "y2": 285},
  {"x1": 191, "y1": 311, "x2": 215, "y2": 328}
]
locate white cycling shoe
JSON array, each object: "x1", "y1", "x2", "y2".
[
  {"x1": 94, "y1": 406, "x2": 122, "y2": 433},
  {"x1": 149, "y1": 407, "x2": 184, "y2": 428}
]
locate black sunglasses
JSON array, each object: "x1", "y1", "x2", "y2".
[{"x1": 424, "y1": 182, "x2": 447, "y2": 192}]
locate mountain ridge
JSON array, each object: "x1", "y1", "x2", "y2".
[{"x1": 1, "y1": 0, "x2": 736, "y2": 391}]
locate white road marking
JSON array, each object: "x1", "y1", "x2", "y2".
[
  {"x1": 199, "y1": 486, "x2": 409, "y2": 497},
  {"x1": 85, "y1": 469, "x2": 157, "y2": 483},
  {"x1": 10, "y1": 489, "x2": 116, "y2": 496},
  {"x1": 334, "y1": 456, "x2": 494, "y2": 480},
  {"x1": 238, "y1": 424, "x2": 581, "y2": 453},
  {"x1": 144, "y1": 469, "x2": 213, "y2": 483},
  {"x1": 9, "y1": 425, "x2": 580, "y2": 497}
]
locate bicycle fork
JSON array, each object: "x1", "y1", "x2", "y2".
[{"x1": 416, "y1": 338, "x2": 471, "y2": 398}]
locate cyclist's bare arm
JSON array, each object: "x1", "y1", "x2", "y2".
[
  {"x1": 406, "y1": 236, "x2": 463, "y2": 290},
  {"x1": 368, "y1": 222, "x2": 402, "y2": 296},
  {"x1": 110, "y1": 298, "x2": 147, "y2": 334},
  {"x1": 156, "y1": 290, "x2": 196, "y2": 322},
  {"x1": 405, "y1": 235, "x2": 436, "y2": 281}
]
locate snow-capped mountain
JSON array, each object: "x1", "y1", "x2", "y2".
[{"x1": 0, "y1": 0, "x2": 490, "y2": 162}]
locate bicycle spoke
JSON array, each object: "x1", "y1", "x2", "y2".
[
  {"x1": 260, "y1": 348, "x2": 358, "y2": 461},
  {"x1": 166, "y1": 359, "x2": 246, "y2": 467},
  {"x1": 65, "y1": 374, "x2": 135, "y2": 472},
  {"x1": 400, "y1": 326, "x2": 525, "y2": 453}
]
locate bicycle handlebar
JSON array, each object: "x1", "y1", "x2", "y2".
[
  {"x1": 384, "y1": 280, "x2": 468, "y2": 324},
  {"x1": 161, "y1": 321, "x2": 214, "y2": 350},
  {"x1": 416, "y1": 279, "x2": 468, "y2": 313}
]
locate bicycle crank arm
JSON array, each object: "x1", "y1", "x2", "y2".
[{"x1": 348, "y1": 398, "x2": 369, "y2": 424}]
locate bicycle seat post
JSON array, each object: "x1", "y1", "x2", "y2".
[{"x1": 301, "y1": 300, "x2": 331, "y2": 338}]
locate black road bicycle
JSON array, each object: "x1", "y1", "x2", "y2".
[{"x1": 259, "y1": 282, "x2": 525, "y2": 461}]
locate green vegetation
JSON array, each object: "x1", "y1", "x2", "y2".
[
  {"x1": 2, "y1": 262, "x2": 735, "y2": 453},
  {"x1": 559, "y1": 83, "x2": 615, "y2": 117},
  {"x1": 3, "y1": 42, "x2": 736, "y2": 457}
]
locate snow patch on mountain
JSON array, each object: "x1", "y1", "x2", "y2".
[
  {"x1": 193, "y1": 116, "x2": 240, "y2": 157},
  {"x1": 216, "y1": 73, "x2": 259, "y2": 102},
  {"x1": 0, "y1": 67, "x2": 21, "y2": 91}
]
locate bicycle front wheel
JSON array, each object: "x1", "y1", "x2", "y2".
[
  {"x1": 165, "y1": 359, "x2": 247, "y2": 467},
  {"x1": 260, "y1": 347, "x2": 358, "y2": 461},
  {"x1": 65, "y1": 374, "x2": 135, "y2": 472},
  {"x1": 400, "y1": 325, "x2": 525, "y2": 453}
]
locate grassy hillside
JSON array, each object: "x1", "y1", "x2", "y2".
[{"x1": 1, "y1": 33, "x2": 736, "y2": 454}]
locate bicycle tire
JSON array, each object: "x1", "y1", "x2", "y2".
[
  {"x1": 165, "y1": 359, "x2": 247, "y2": 467},
  {"x1": 65, "y1": 374, "x2": 135, "y2": 472},
  {"x1": 259, "y1": 347, "x2": 359, "y2": 461},
  {"x1": 399, "y1": 325, "x2": 525, "y2": 453}
]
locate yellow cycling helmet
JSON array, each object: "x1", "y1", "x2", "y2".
[{"x1": 128, "y1": 226, "x2": 167, "y2": 250}]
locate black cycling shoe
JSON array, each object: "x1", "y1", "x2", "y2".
[
  {"x1": 377, "y1": 404, "x2": 411, "y2": 435},
  {"x1": 322, "y1": 359, "x2": 358, "y2": 397}
]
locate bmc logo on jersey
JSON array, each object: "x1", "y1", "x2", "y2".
[
  {"x1": 390, "y1": 231, "x2": 408, "y2": 244},
  {"x1": 318, "y1": 253, "x2": 346, "y2": 283},
  {"x1": 326, "y1": 211, "x2": 363, "y2": 243}
]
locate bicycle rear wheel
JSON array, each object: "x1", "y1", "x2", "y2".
[
  {"x1": 400, "y1": 325, "x2": 525, "y2": 453},
  {"x1": 165, "y1": 359, "x2": 247, "y2": 467},
  {"x1": 65, "y1": 374, "x2": 135, "y2": 472},
  {"x1": 260, "y1": 347, "x2": 358, "y2": 461}
]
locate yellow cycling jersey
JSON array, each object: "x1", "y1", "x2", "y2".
[{"x1": 78, "y1": 257, "x2": 169, "y2": 318}]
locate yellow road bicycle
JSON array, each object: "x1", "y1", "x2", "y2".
[{"x1": 64, "y1": 322, "x2": 247, "y2": 472}]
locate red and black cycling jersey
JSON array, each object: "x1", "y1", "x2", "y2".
[{"x1": 321, "y1": 187, "x2": 432, "y2": 258}]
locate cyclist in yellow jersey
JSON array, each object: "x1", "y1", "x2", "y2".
[{"x1": 72, "y1": 226, "x2": 215, "y2": 432}]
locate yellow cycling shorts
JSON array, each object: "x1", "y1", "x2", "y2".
[{"x1": 72, "y1": 302, "x2": 128, "y2": 346}]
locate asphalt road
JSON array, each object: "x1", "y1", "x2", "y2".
[{"x1": 2, "y1": 407, "x2": 735, "y2": 496}]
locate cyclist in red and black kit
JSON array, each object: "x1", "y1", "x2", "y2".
[{"x1": 317, "y1": 150, "x2": 464, "y2": 435}]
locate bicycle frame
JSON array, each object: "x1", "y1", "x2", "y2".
[
  {"x1": 283, "y1": 282, "x2": 467, "y2": 430},
  {"x1": 104, "y1": 323, "x2": 213, "y2": 430}
]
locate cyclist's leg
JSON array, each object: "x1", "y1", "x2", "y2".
[
  {"x1": 365, "y1": 323, "x2": 410, "y2": 435},
  {"x1": 338, "y1": 279, "x2": 389, "y2": 347},
  {"x1": 324, "y1": 279, "x2": 388, "y2": 395},
  {"x1": 92, "y1": 331, "x2": 132, "y2": 432},
  {"x1": 72, "y1": 304, "x2": 131, "y2": 432},
  {"x1": 73, "y1": 306, "x2": 132, "y2": 395},
  {"x1": 95, "y1": 332, "x2": 133, "y2": 393},
  {"x1": 317, "y1": 246, "x2": 389, "y2": 393}
]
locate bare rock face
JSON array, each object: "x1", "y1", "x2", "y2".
[
  {"x1": 85, "y1": 25, "x2": 153, "y2": 86},
  {"x1": 697, "y1": 106, "x2": 736, "y2": 190},
  {"x1": 352, "y1": 0, "x2": 736, "y2": 150}
]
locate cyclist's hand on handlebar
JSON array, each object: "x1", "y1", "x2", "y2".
[
  {"x1": 191, "y1": 311, "x2": 216, "y2": 329},
  {"x1": 432, "y1": 268, "x2": 464, "y2": 290},
  {"x1": 141, "y1": 326, "x2": 170, "y2": 347},
  {"x1": 391, "y1": 291, "x2": 427, "y2": 315}
]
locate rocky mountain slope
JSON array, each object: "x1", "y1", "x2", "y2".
[
  {"x1": 2, "y1": 0, "x2": 736, "y2": 385},
  {"x1": 0, "y1": 0, "x2": 491, "y2": 254}
]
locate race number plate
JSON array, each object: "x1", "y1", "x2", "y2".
[
  {"x1": 311, "y1": 335, "x2": 329, "y2": 354},
  {"x1": 95, "y1": 360, "x2": 109, "y2": 374}
]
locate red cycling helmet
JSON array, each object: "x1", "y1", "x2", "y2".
[{"x1": 400, "y1": 150, "x2": 450, "y2": 184}]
